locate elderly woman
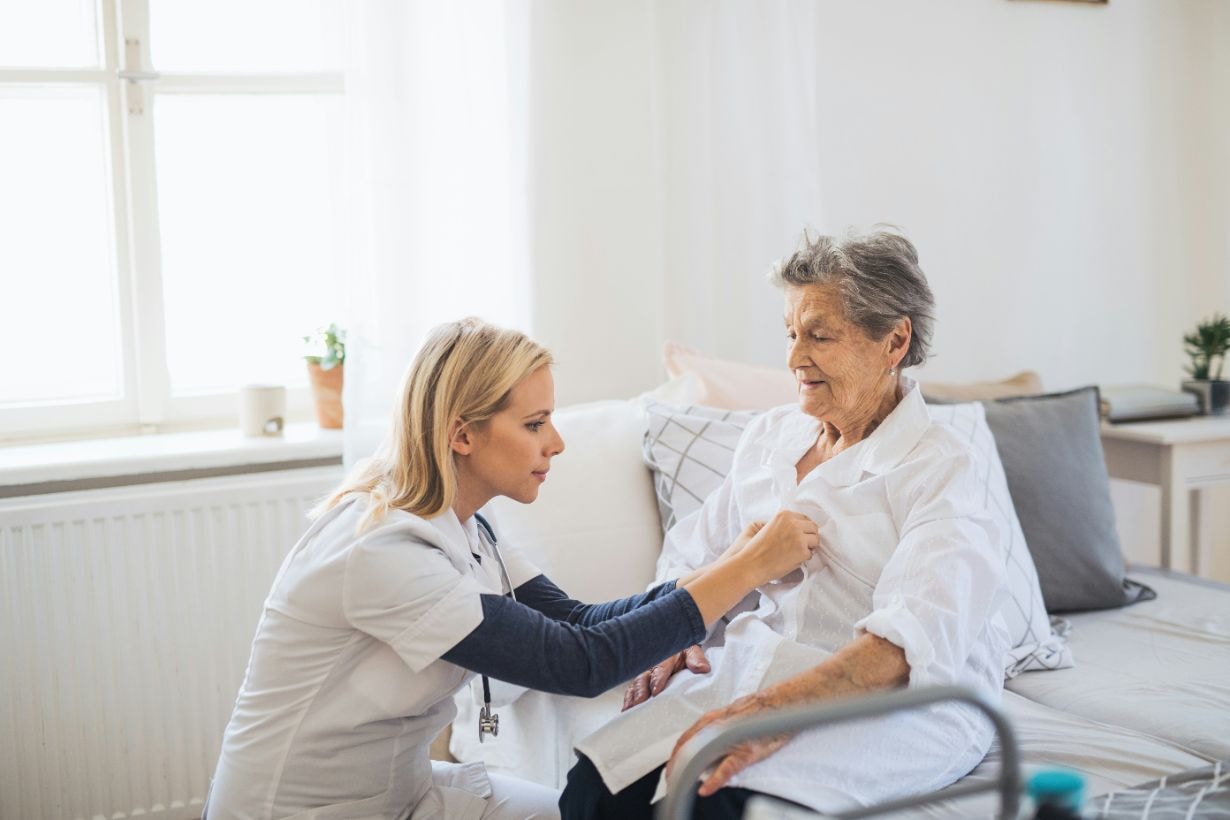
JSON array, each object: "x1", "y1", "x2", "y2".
[{"x1": 558, "y1": 228, "x2": 1011, "y2": 819}]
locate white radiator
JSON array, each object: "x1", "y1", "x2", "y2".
[{"x1": 0, "y1": 466, "x2": 343, "y2": 820}]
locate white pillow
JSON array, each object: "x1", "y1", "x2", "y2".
[
  {"x1": 642, "y1": 401, "x2": 1072, "y2": 677},
  {"x1": 488, "y1": 400, "x2": 663, "y2": 603}
]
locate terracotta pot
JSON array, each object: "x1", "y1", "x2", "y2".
[{"x1": 307, "y1": 362, "x2": 344, "y2": 429}]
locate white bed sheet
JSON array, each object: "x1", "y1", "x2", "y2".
[{"x1": 1006, "y1": 569, "x2": 1230, "y2": 761}]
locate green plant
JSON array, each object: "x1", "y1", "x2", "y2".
[
  {"x1": 304, "y1": 323, "x2": 346, "y2": 371},
  {"x1": 1183, "y1": 313, "x2": 1230, "y2": 380}
]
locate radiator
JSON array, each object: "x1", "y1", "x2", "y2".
[{"x1": 0, "y1": 466, "x2": 343, "y2": 820}]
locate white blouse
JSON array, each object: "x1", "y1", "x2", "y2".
[
  {"x1": 575, "y1": 380, "x2": 1012, "y2": 814},
  {"x1": 207, "y1": 497, "x2": 539, "y2": 820}
]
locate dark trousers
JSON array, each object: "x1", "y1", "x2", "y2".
[{"x1": 558, "y1": 754, "x2": 764, "y2": 820}]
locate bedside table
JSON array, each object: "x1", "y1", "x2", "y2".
[{"x1": 1100, "y1": 416, "x2": 1230, "y2": 575}]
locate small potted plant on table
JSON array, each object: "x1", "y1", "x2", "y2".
[
  {"x1": 304, "y1": 323, "x2": 346, "y2": 429},
  {"x1": 1182, "y1": 313, "x2": 1230, "y2": 416}
]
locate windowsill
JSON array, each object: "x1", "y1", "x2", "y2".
[{"x1": 0, "y1": 422, "x2": 344, "y2": 497}]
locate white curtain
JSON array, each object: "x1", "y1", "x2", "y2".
[
  {"x1": 340, "y1": 0, "x2": 531, "y2": 464},
  {"x1": 341, "y1": 1, "x2": 828, "y2": 462},
  {"x1": 652, "y1": 1, "x2": 827, "y2": 366}
]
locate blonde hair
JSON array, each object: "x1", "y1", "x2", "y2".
[{"x1": 315, "y1": 317, "x2": 554, "y2": 531}]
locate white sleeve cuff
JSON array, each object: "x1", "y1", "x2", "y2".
[
  {"x1": 854, "y1": 595, "x2": 939, "y2": 689},
  {"x1": 388, "y1": 575, "x2": 486, "y2": 673}
]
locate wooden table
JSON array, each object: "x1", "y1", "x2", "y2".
[{"x1": 1101, "y1": 416, "x2": 1230, "y2": 575}]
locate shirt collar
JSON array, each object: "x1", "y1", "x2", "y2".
[
  {"x1": 857, "y1": 376, "x2": 931, "y2": 478},
  {"x1": 428, "y1": 508, "x2": 477, "y2": 560},
  {"x1": 761, "y1": 375, "x2": 931, "y2": 488}
]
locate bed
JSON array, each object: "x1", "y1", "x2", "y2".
[{"x1": 446, "y1": 394, "x2": 1230, "y2": 817}]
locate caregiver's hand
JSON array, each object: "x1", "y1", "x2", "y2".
[
  {"x1": 665, "y1": 691, "x2": 791, "y2": 797},
  {"x1": 621, "y1": 645, "x2": 710, "y2": 712},
  {"x1": 737, "y1": 510, "x2": 819, "y2": 586},
  {"x1": 717, "y1": 520, "x2": 766, "y2": 562},
  {"x1": 680, "y1": 510, "x2": 816, "y2": 627}
]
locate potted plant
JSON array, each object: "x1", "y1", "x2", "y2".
[
  {"x1": 1182, "y1": 313, "x2": 1230, "y2": 416},
  {"x1": 304, "y1": 323, "x2": 346, "y2": 429}
]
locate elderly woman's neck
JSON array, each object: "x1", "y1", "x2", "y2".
[{"x1": 821, "y1": 380, "x2": 905, "y2": 452}]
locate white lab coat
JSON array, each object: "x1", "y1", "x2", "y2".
[
  {"x1": 206, "y1": 496, "x2": 540, "y2": 820},
  {"x1": 575, "y1": 379, "x2": 1012, "y2": 814}
]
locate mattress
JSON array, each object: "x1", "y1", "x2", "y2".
[{"x1": 1006, "y1": 569, "x2": 1230, "y2": 761}]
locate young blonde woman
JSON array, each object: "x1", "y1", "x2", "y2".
[{"x1": 205, "y1": 318, "x2": 819, "y2": 820}]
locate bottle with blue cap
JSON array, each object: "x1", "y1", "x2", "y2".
[{"x1": 1027, "y1": 769, "x2": 1086, "y2": 819}]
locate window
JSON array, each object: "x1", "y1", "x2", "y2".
[{"x1": 0, "y1": 0, "x2": 344, "y2": 442}]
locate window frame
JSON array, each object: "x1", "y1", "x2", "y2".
[{"x1": 0, "y1": 0, "x2": 344, "y2": 444}]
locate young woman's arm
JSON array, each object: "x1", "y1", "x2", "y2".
[
  {"x1": 442, "y1": 511, "x2": 816, "y2": 697},
  {"x1": 510, "y1": 523, "x2": 767, "y2": 626},
  {"x1": 441, "y1": 587, "x2": 705, "y2": 698},
  {"x1": 509, "y1": 574, "x2": 680, "y2": 625}
]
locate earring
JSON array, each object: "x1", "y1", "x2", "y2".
[{"x1": 888, "y1": 367, "x2": 897, "y2": 376}]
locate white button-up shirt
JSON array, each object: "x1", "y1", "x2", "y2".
[
  {"x1": 576, "y1": 381, "x2": 1011, "y2": 814},
  {"x1": 207, "y1": 497, "x2": 539, "y2": 820}
]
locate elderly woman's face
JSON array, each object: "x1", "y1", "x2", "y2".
[{"x1": 784, "y1": 283, "x2": 899, "y2": 421}]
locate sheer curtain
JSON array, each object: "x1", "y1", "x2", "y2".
[
  {"x1": 340, "y1": 0, "x2": 531, "y2": 463},
  {"x1": 340, "y1": 1, "x2": 828, "y2": 462},
  {"x1": 652, "y1": 0, "x2": 827, "y2": 367}
]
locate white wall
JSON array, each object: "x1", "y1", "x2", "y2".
[
  {"x1": 519, "y1": 2, "x2": 668, "y2": 406},
  {"x1": 524, "y1": 0, "x2": 1230, "y2": 404},
  {"x1": 522, "y1": 0, "x2": 1230, "y2": 580}
]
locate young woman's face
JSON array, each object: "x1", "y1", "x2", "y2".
[{"x1": 457, "y1": 366, "x2": 565, "y2": 507}]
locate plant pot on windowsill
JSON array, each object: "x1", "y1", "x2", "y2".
[
  {"x1": 304, "y1": 323, "x2": 347, "y2": 430},
  {"x1": 1181, "y1": 379, "x2": 1230, "y2": 416},
  {"x1": 307, "y1": 362, "x2": 344, "y2": 429}
]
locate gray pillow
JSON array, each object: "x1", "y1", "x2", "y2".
[{"x1": 979, "y1": 387, "x2": 1154, "y2": 613}]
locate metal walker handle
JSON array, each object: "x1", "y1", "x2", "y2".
[{"x1": 657, "y1": 685, "x2": 1020, "y2": 820}]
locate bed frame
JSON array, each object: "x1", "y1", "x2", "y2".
[{"x1": 659, "y1": 686, "x2": 1022, "y2": 820}]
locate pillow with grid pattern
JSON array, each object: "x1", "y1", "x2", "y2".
[{"x1": 642, "y1": 400, "x2": 1071, "y2": 676}]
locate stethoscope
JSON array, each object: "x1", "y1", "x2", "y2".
[{"x1": 473, "y1": 514, "x2": 514, "y2": 743}]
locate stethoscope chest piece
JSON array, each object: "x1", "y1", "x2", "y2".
[{"x1": 478, "y1": 702, "x2": 499, "y2": 741}]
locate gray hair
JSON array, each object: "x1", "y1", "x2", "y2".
[{"x1": 770, "y1": 226, "x2": 935, "y2": 369}]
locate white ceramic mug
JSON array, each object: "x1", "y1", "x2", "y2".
[{"x1": 239, "y1": 384, "x2": 287, "y2": 437}]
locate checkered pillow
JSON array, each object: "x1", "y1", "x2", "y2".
[
  {"x1": 642, "y1": 400, "x2": 1071, "y2": 677},
  {"x1": 641, "y1": 403, "x2": 761, "y2": 531}
]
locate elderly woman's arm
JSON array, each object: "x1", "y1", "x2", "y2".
[
  {"x1": 666, "y1": 633, "x2": 908, "y2": 794},
  {"x1": 667, "y1": 451, "x2": 1009, "y2": 795}
]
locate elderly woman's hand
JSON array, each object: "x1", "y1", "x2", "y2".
[
  {"x1": 665, "y1": 691, "x2": 791, "y2": 797},
  {"x1": 621, "y1": 645, "x2": 710, "y2": 712}
]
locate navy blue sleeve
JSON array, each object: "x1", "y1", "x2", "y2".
[
  {"x1": 440, "y1": 587, "x2": 705, "y2": 698},
  {"x1": 512, "y1": 573, "x2": 681, "y2": 626}
]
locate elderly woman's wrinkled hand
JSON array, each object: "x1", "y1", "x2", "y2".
[
  {"x1": 621, "y1": 645, "x2": 710, "y2": 712},
  {"x1": 665, "y1": 691, "x2": 792, "y2": 797},
  {"x1": 741, "y1": 510, "x2": 820, "y2": 586}
]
